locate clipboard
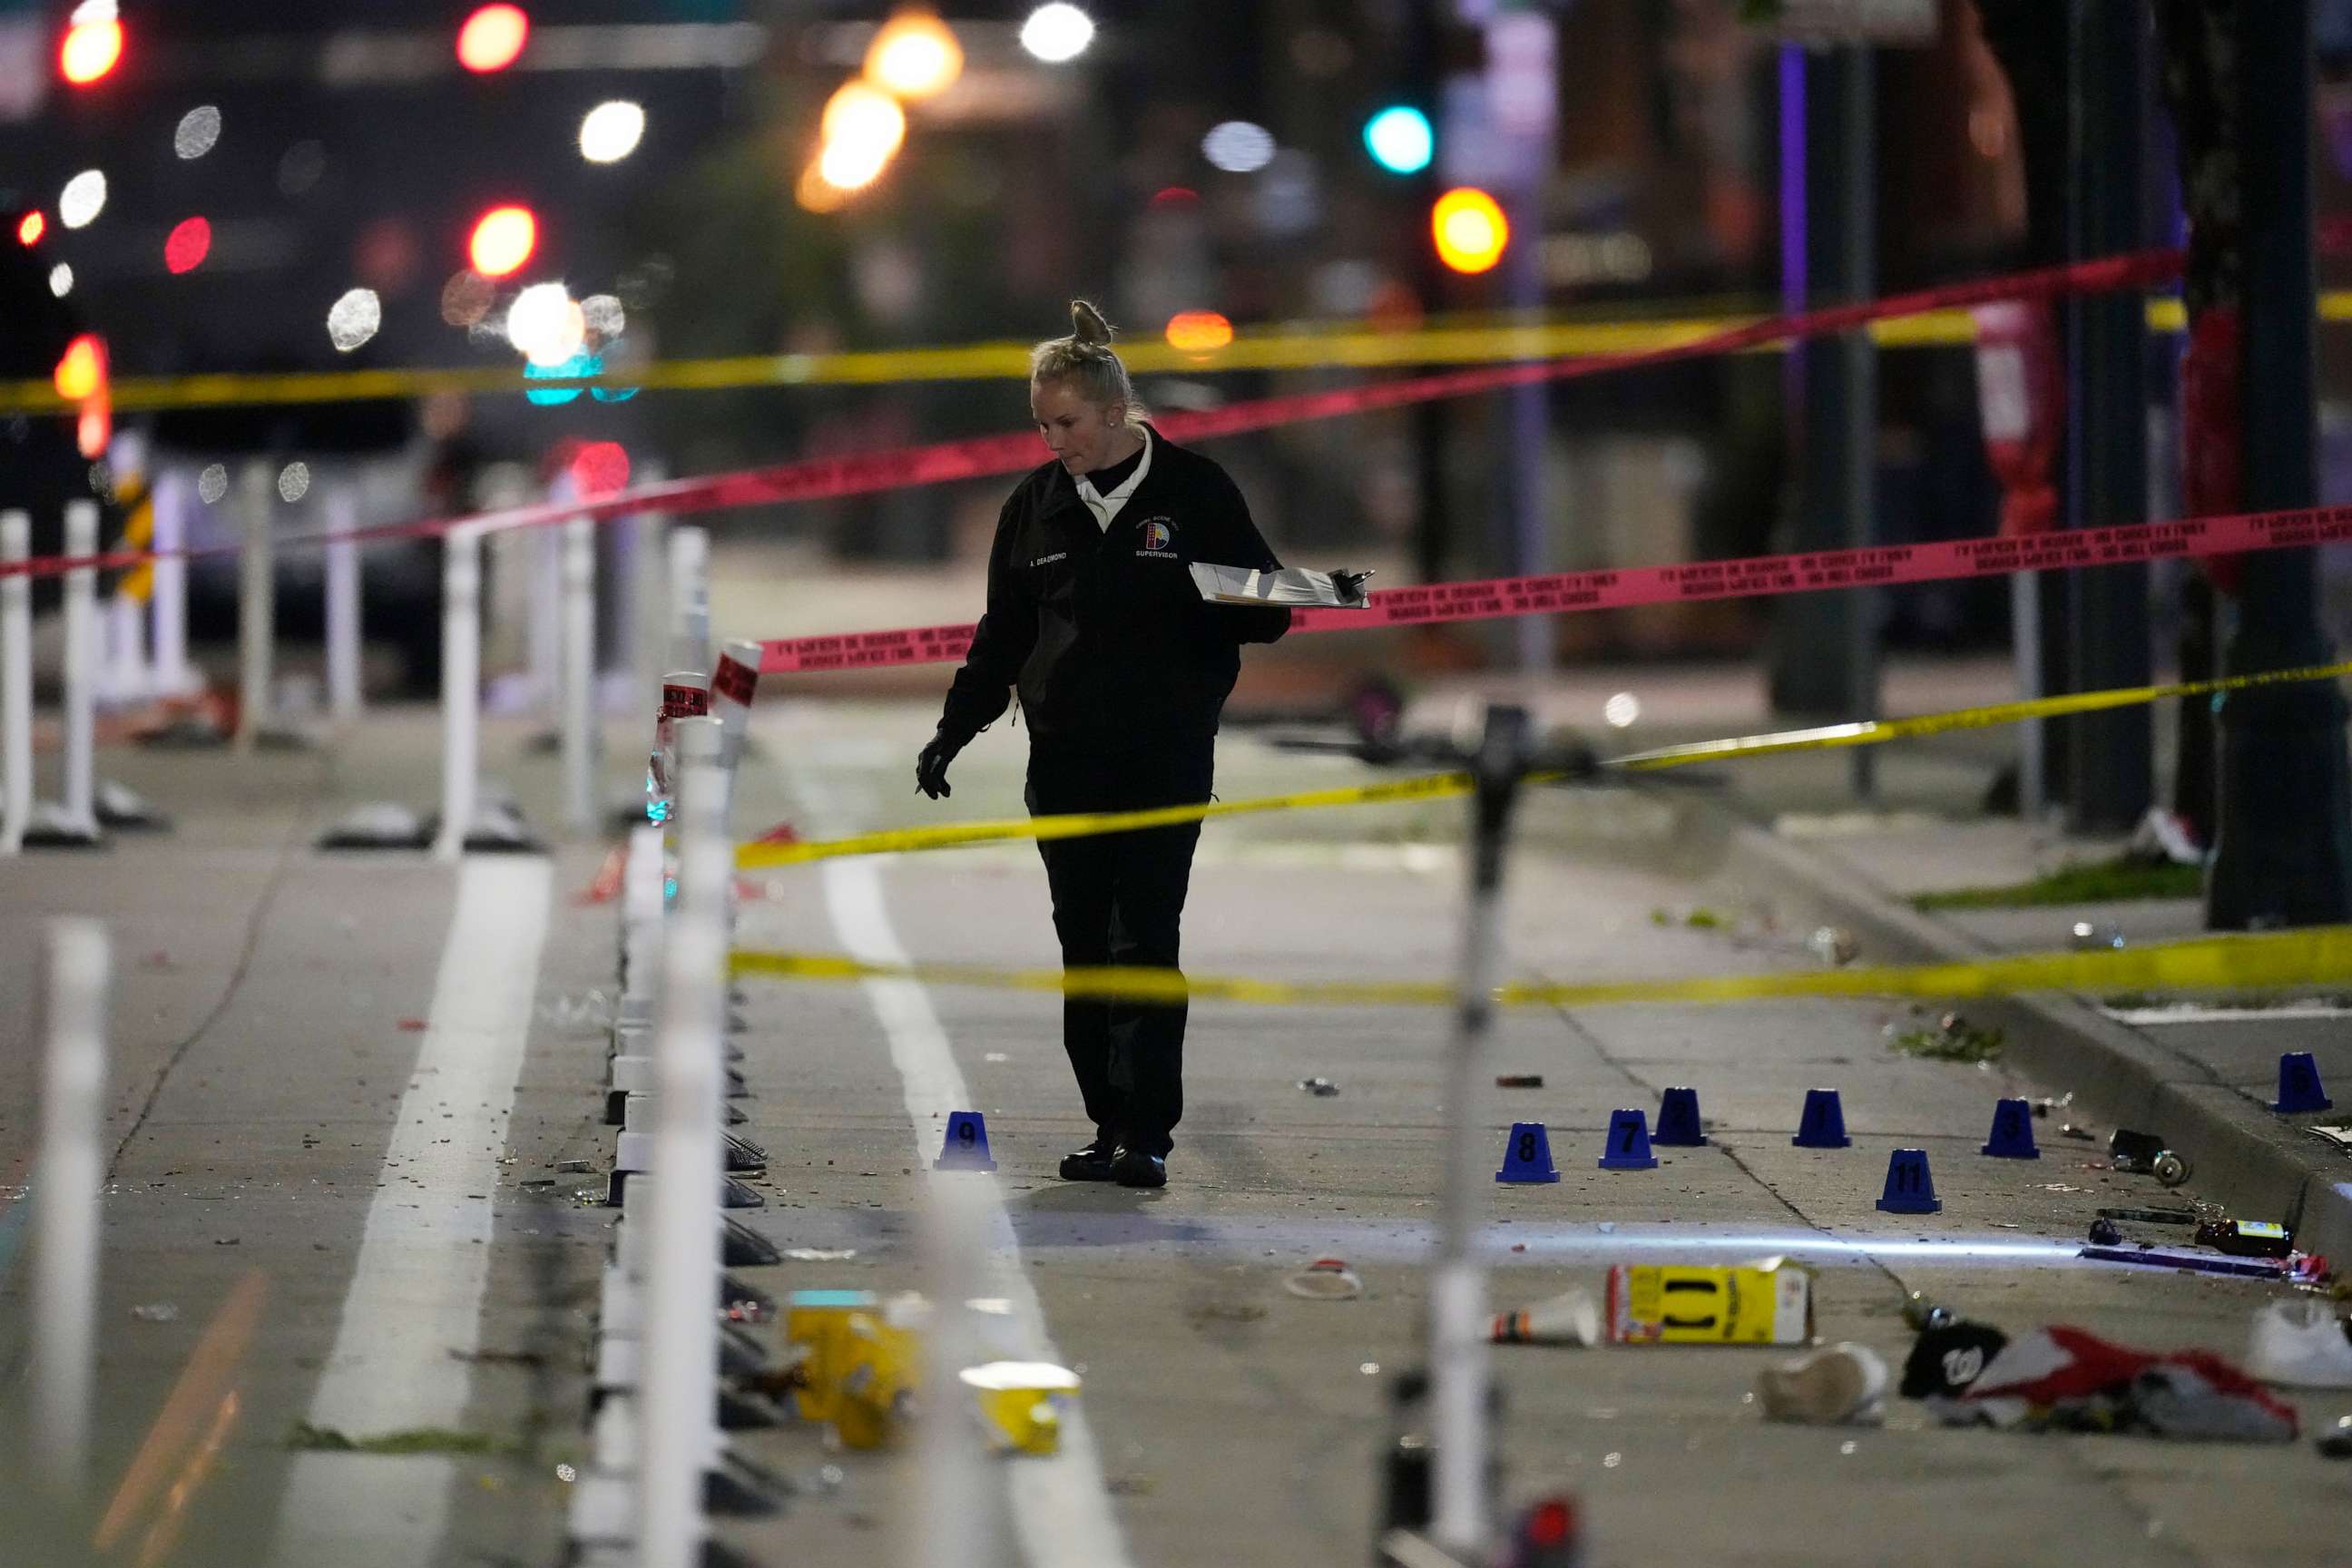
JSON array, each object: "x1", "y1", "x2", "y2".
[{"x1": 1190, "y1": 563, "x2": 1374, "y2": 610}]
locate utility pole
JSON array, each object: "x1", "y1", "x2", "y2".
[
  {"x1": 2063, "y1": 0, "x2": 2153, "y2": 833},
  {"x1": 2208, "y1": 0, "x2": 2352, "y2": 926},
  {"x1": 1769, "y1": 43, "x2": 1878, "y2": 802}
]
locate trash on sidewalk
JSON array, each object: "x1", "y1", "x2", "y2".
[
  {"x1": 130, "y1": 1302, "x2": 180, "y2": 1323},
  {"x1": 1605, "y1": 1259, "x2": 1813, "y2": 1346},
  {"x1": 1757, "y1": 1342, "x2": 1886, "y2": 1426},
  {"x1": 961, "y1": 1361, "x2": 1083, "y2": 1456},
  {"x1": 1926, "y1": 1324, "x2": 2297, "y2": 1441},
  {"x1": 1284, "y1": 1258, "x2": 1363, "y2": 1300},
  {"x1": 2069, "y1": 921, "x2": 2127, "y2": 951},
  {"x1": 1651, "y1": 906, "x2": 1724, "y2": 930},
  {"x1": 1495, "y1": 1073, "x2": 1545, "y2": 1089},
  {"x1": 2081, "y1": 1240, "x2": 2328, "y2": 1283},
  {"x1": 1888, "y1": 1013, "x2": 2004, "y2": 1063},
  {"x1": 2319, "y1": 1414, "x2": 2352, "y2": 1458},
  {"x1": 2098, "y1": 1205, "x2": 2198, "y2": 1227},
  {"x1": 1491, "y1": 1289, "x2": 1601, "y2": 1348},
  {"x1": 1297, "y1": 1076, "x2": 1341, "y2": 1097},
  {"x1": 832, "y1": 1310, "x2": 923, "y2": 1451},
  {"x1": 2196, "y1": 1218, "x2": 2294, "y2": 1259},
  {"x1": 2108, "y1": 1128, "x2": 2191, "y2": 1186},
  {"x1": 1901, "y1": 1292, "x2": 1955, "y2": 1333},
  {"x1": 784, "y1": 1247, "x2": 858, "y2": 1262},
  {"x1": 1806, "y1": 926, "x2": 1859, "y2": 966},
  {"x1": 1901, "y1": 1318, "x2": 2010, "y2": 1399},
  {"x1": 2246, "y1": 1300, "x2": 2352, "y2": 1389},
  {"x1": 2309, "y1": 1125, "x2": 2352, "y2": 1152},
  {"x1": 2130, "y1": 805, "x2": 2206, "y2": 867}
]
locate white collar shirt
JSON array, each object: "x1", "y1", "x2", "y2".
[{"x1": 1074, "y1": 426, "x2": 1152, "y2": 532}]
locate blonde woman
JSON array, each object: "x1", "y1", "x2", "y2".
[{"x1": 916, "y1": 301, "x2": 1290, "y2": 1188}]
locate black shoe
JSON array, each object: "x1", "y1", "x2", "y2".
[
  {"x1": 1058, "y1": 1138, "x2": 1118, "y2": 1182},
  {"x1": 1112, "y1": 1147, "x2": 1167, "y2": 1189}
]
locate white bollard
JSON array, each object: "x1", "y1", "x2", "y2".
[
  {"x1": 3, "y1": 512, "x2": 31, "y2": 855},
  {"x1": 325, "y1": 481, "x2": 362, "y2": 724},
  {"x1": 234, "y1": 461, "x2": 274, "y2": 752},
  {"x1": 639, "y1": 715, "x2": 729, "y2": 1568},
  {"x1": 34, "y1": 918, "x2": 109, "y2": 1503},
  {"x1": 434, "y1": 524, "x2": 483, "y2": 861},
  {"x1": 60, "y1": 501, "x2": 99, "y2": 834},
  {"x1": 148, "y1": 469, "x2": 195, "y2": 700},
  {"x1": 667, "y1": 525, "x2": 710, "y2": 677},
  {"x1": 562, "y1": 514, "x2": 597, "y2": 836}
]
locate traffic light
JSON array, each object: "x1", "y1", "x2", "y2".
[
  {"x1": 1362, "y1": 106, "x2": 1433, "y2": 175},
  {"x1": 54, "y1": 334, "x2": 110, "y2": 459},
  {"x1": 60, "y1": 3, "x2": 123, "y2": 87},
  {"x1": 1432, "y1": 186, "x2": 1508, "y2": 274},
  {"x1": 456, "y1": 5, "x2": 529, "y2": 74},
  {"x1": 468, "y1": 204, "x2": 537, "y2": 278}
]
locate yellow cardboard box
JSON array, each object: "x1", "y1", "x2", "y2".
[{"x1": 1603, "y1": 1260, "x2": 1814, "y2": 1346}]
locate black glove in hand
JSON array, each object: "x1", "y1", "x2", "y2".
[{"x1": 915, "y1": 730, "x2": 962, "y2": 799}]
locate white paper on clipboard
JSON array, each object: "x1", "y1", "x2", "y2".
[{"x1": 1190, "y1": 563, "x2": 1371, "y2": 610}]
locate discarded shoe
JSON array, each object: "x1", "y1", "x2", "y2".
[
  {"x1": 1757, "y1": 1342, "x2": 1887, "y2": 1426},
  {"x1": 2245, "y1": 1300, "x2": 2352, "y2": 1389},
  {"x1": 1058, "y1": 1138, "x2": 1117, "y2": 1182},
  {"x1": 1112, "y1": 1147, "x2": 1166, "y2": 1189}
]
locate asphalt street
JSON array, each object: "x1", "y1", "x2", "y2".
[{"x1": 2, "y1": 691, "x2": 2348, "y2": 1568}]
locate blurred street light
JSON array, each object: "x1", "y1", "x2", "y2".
[
  {"x1": 818, "y1": 82, "x2": 906, "y2": 191},
  {"x1": 457, "y1": 5, "x2": 530, "y2": 74},
  {"x1": 1432, "y1": 186, "x2": 1508, "y2": 273},
  {"x1": 60, "y1": 3, "x2": 123, "y2": 87},
  {"x1": 507, "y1": 281, "x2": 585, "y2": 368},
  {"x1": 1363, "y1": 105, "x2": 1434, "y2": 175},
  {"x1": 579, "y1": 101, "x2": 645, "y2": 163},
  {"x1": 1020, "y1": 4, "x2": 1094, "y2": 64},
  {"x1": 468, "y1": 205, "x2": 537, "y2": 278},
  {"x1": 48, "y1": 264, "x2": 72, "y2": 298},
  {"x1": 327, "y1": 289, "x2": 383, "y2": 352},
  {"x1": 1201, "y1": 121, "x2": 1274, "y2": 173},
  {"x1": 866, "y1": 12, "x2": 963, "y2": 100},
  {"x1": 1164, "y1": 309, "x2": 1234, "y2": 353},
  {"x1": 59, "y1": 170, "x2": 105, "y2": 230}
]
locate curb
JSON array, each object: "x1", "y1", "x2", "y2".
[{"x1": 1712, "y1": 817, "x2": 2352, "y2": 1266}]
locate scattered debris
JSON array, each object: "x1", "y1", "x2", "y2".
[
  {"x1": 1607, "y1": 1259, "x2": 1813, "y2": 1346},
  {"x1": 213, "y1": 1237, "x2": 239, "y2": 1247},
  {"x1": 2319, "y1": 1415, "x2": 2352, "y2": 1458},
  {"x1": 1105, "y1": 1473, "x2": 1156, "y2": 1496},
  {"x1": 130, "y1": 1302, "x2": 180, "y2": 1323},
  {"x1": 784, "y1": 1248, "x2": 859, "y2": 1263},
  {"x1": 286, "y1": 1421, "x2": 519, "y2": 1456},
  {"x1": 538, "y1": 990, "x2": 613, "y2": 1030},
  {"x1": 1283, "y1": 1258, "x2": 1363, "y2": 1301},
  {"x1": 2082, "y1": 1241, "x2": 2327, "y2": 1282},
  {"x1": 2028, "y1": 1093, "x2": 2075, "y2": 1120},
  {"x1": 1900, "y1": 1293, "x2": 1955, "y2": 1333},
  {"x1": 1888, "y1": 1014, "x2": 2004, "y2": 1063},
  {"x1": 1806, "y1": 926, "x2": 1859, "y2": 966},
  {"x1": 448, "y1": 1347, "x2": 545, "y2": 1367},
  {"x1": 554, "y1": 1160, "x2": 595, "y2": 1174},
  {"x1": 395, "y1": 1018, "x2": 427, "y2": 1033},
  {"x1": 1901, "y1": 1318, "x2": 2009, "y2": 1398},
  {"x1": 1297, "y1": 1077, "x2": 1340, "y2": 1097},
  {"x1": 2198, "y1": 1219, "x2": 2294, "y2": 1259},
  {"x1": 1925, "y1": 1324, "x2": 2298, "y2": 1441},
  {"x1": 2069, "y1": 921, "x2": 2127, "y2": 952},
  {"x1": 961, "y1": 1361, "x2": 1082, "y2": 1456},
  {"x1": 1494, "y1": 1074, "x2": 1544, "y2": 1090},
  {"x1": 1757, "y1": 1342, "x2": 1886, "y2": 1426},
  {"x1": 1491, "y1": 1289, "x2": 1600, "y2": 1347},
  {"x1": 983, "y1": 1052, "x2": 1010, "y2": 1063},
  {"x1": 2088, "y1": 1217, "x2": 2122, "y2": 1247},
  {"x1": 2110, "y1": 1130, "x2": 2192, "y2": 1186},
  {"x1": 2099, "y1": 1206, "x2": 2198, "y2": 1226},
  {"x1": 2246, "y1": 1301, "x2": 2352, "y2": 1388},
  {"x1": 2041, "y1": 1183, "x2": 2084, "y2": 1194}
]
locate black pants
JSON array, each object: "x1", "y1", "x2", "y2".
[{"x1": 1025, "y1": 740, "x2": 1212, "y2": 1159}]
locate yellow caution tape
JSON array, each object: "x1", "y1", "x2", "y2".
[
  {"x1": 1611, "y1": 659, "x2": 2352, "y2": 769},
  {"x1": 15, "y1": 294, "x2": 2352, "y2": 416},
  {"x1": 737, "y1": 662, "x2": 2352, "y2": 871},
  {"x1": 730, "y1": 926, "x2": 2352, "y2": 1010}
]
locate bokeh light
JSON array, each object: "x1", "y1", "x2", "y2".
[
  {"x1": 440, "y1": 269, "x2": 496, "y2": 327},
  {"x1": 582, "y1": 294, "x2": 626, "y2": 339},
  {"x1": 818, "y1": 83, "x2": 906, "y2": 191},
  {"x1": 1148, "y1": 186, "x2": 1198, "y2": 209},
  {"x1": 164, "y1": 216, "x2": 211, "y2": 274},
  {"x1": 1363, "y1": 106, "x2": 1434, "y2": 175},
  {"x1": 278, "y1": 462, "x2": 312, "y2": 503},
  {"x1": 54, "y1": 334, "x2": 104, "y2": 401},
  {"x1": 468, "y1": 205, "x2": 536, "y2": 278},
  {"x1": 795, "y1": 160, "x2": 852, "y2": 213},
  {"x1": 1163, "y1": 309, "x2": 1234, "y2": 353},
  {"x1": 1603, "y1": 692, "x2": 1642, "y2": 729},
  {"x1": 197, "y1": 464, "x2": 228, "y2": 505},
  {"x1": 326, "y1": 288, "x2": 382, "y2": 352},
  {"x1": 48, "y1": 263, "x2": 72, "y2": 297},
  {"x1": 579, "y1": 101, "x2": 645, "y2": 163},
  {"x1": 173, "y1": 105, "x2": 221, "y2": 160},
  {"x1": 1432, "y1": 186, "x2": 1508, "y2": 274},
  {"x1": 60, "y1": 8, "x2": 123, "y2": 86},
  {"x1": 865, "y1": 12, "x2": 963, "y2": 100},
  {"x1": 1201, "y1": 121, "x2": 1275, "y2": 173},
  {"x1": 456, "y1": 5, "x2": 529, "y2": 74},
  {"x1": 1020, "y1": 4, "x2": 1094, "y2": 63},
  {"x1": 524, "y1": 351, "x2": 594, "y2": 406},
  {"x1": 506, "y1": 281, "x2": 585, "y2": 368},
  {"x1": 17, "y1": 211, "x2": 44, "y2": 245},
  {"x1": 59, "y1": 170, "x2": 106, "y2": 229},
  {"x1": 569, "y1": 441, "x2": 630, "y2": 497}
]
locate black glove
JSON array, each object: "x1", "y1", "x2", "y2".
[{"x1": 915, "y1": 729, "x2": 963, "y2": 799}]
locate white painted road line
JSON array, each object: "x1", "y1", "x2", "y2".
[
  {"x1": 270, "y1": 857, "x2": 554, "y2": 1568},
  {"x1": 783, "y1": 730, "x2": 1131, "y2": 1568}
]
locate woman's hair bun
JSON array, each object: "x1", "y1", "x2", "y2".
[{"x1": 1069, "y1": 299, "x2": 1115, "y2": 346}]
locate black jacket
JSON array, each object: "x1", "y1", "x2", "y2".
[{"x1": 938, "y1": 426, "x2": 1289, "y2": 751}]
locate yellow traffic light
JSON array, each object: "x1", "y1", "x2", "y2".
[{"x1": 1432, "y1": 187, "x2": 1508, "y2": 275}]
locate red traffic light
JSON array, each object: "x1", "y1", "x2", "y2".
[{"x1": 457, "y1": 5, "x2": 530, "y2": 74}]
